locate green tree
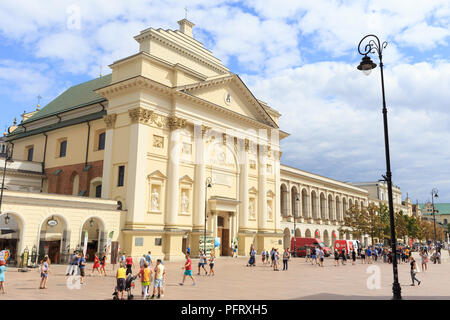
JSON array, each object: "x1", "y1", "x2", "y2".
[
  {"x1": 364, "y1": 203, "x2": 385, "y2": 245},
  {"x1": 339, "y1": 204, "x2": 365, "y2": 240}
]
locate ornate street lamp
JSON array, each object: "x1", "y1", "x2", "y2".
[
  {"x1": 431, "y1": 188, "x2": 439, "y2": 244},
  {"x1": 204, "y1": 177, "x2": 212, "y2": 255},
  {"x1": 293, "y1": 194, "x2": 300, "y2": 257},
  {"x1": 357, "y1": 34, "x2": 401, "y2": 300}
]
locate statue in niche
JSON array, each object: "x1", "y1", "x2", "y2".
[
  {"x1": 181, "y1": 192, "x2": 189, "y2": 212},
  {"x1": 249, "y1": 201, "x2": 254, "y2": 218},
  {"x1": 267, "y1": 203, "x2": 272, "y2": 219},
  {"x1": 151, "y1": 188, "x2": 160, "y2": 211}
]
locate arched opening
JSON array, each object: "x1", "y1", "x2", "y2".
[
  {"x1": 343, "y1": 198, "x2": 348, "y2": 218},
  {"x1": 38, "y1": 215, "x2": 69, "y2": 264},
  {"x1": 283, "y1": 228, "x2": 291, "y2": 250},
  {"x1": 80, "y1": 217, "x2": 106, "y2": 261},
  {"x1": 328, "y1": 194, "x2": 334, "y2": 220},
  {"x1": 349, "y1": 198, "x2": 353, "y2": 208},
  {"x1": 336, "y1": 196, "x2": 341, "y2": 221},
  {"x1": 345, "y1": 233, "x2": 350, "y2": 240},
  {"x1": 280, "y1": 184, "x2": 288, "y2": 218},
  {"x1": 314, "y1": 229, "x2": 320, "y2": 239},
  {"x1": 360, "y1": 200, "x2": 364, "y2": 209},
  {"x1": 331, "y1": 230, "x2": 337, "y2": 249},
  {"x1": 89, "y1": 177, "x2": 102, "y2": 198},
  {"x1": 70, "y1": 172, "x2": 79, "y2": 196},
  {"x1": 0, "y1": 212, "x2": 24, "y2": 266},
  {"x1": 291, "y1": 186, "x2": 299, "y2": 219},
  {"x1": 323, "y1": 230, "x2": 330, "y2": 247},
  {"x1": 320, "y1": 193, "x2": 326, "y2": 220},
  {"x1": 301, "y1": 188, "x2": 308, "y2": 218},
  {"x1": 305, "y1": 229, "x2": 312, "y2": 238},
  {"x1": 311, "y1": 190, "x2": 318, "y2": 219},
  {"x1": 295, "y1": 228, "x2": 301, "y2": 237}
]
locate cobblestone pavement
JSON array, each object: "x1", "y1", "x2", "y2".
[{"x1": 0, "y1": 256, "x2": 449, "y2": 300}]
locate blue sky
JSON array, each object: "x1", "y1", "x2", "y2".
[{"x1": 0, "y1": 0, "x2": 449, "y2": 202}]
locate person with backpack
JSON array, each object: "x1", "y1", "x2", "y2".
[
  {"x1": 115, "y1": 263, "x2": 127, "y2": 300},
  {"x1": 135, "y1": 261, "x2": 151, "y2": 300},
  {"x1": 39, "y1": 255, "x2": 50, "y2": 289},
  {"x1": 66, "y1": 250, "x2": 78, "y2": 276},
  {"x1": 282, "y1": 248, "x2": 291, "y2": 271},
  {"x1": 78, "y1": 252, "x2": 86, "y2": 284}
]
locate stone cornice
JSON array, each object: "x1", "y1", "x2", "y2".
[{"x1": 168, "y1": 116, "x2": 187, "y2": 130}]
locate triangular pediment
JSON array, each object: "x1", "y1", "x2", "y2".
[
  {"x1": 147, "y1": 170, "x2": 167, "y2": 180},
  {"x1": 177, "y1": 75, "x2": 278, "y2": 128}
]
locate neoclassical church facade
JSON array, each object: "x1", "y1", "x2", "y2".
[{"x1": 2, "y1": 19, "x2": 406, "y2": 262}]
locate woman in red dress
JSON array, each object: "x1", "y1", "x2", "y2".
[
  {"x1": 90, "y1": 253, "x2": 101, "y2": 276},
  {"x1": 99, "y1": 252, "x2": 107, "y2": 276}
]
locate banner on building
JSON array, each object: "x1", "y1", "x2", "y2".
[
  {"x1": 199, "y1": 236, "x2": 214, "y2": 254},
  {"x1": 83, "y1": 230, "x2": 88, "y2": 257},
  {"x1": 106, "y1": 231, "x2": 114, "y2": 254}
]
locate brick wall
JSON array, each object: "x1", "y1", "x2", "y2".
[{"x1": 45, "y1": 160, "x2": 103, "y2": 196}]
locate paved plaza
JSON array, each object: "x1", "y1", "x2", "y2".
[{"x1": 1, "y1": 256, "x2": 449, "y2": 300}]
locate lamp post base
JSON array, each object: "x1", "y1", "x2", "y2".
[{"x1": 392, "y1": 282, "x2": 402, "y2": 300}]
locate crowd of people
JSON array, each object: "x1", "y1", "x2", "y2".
[{"x1": 247, "y1": 245, "x2": 292, "y2": 271}]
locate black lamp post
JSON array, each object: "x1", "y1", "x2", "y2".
[
  {"x1": 0, "y1": 145, "x2": 13, "y2": 221},
  {"x1": 293, "y1": 194, "x2": 300, "y2": 257},
  {"x1": 204, "y1": 177, "x2": 212, "y2": 254},
  {"x1": 431, "y1": 188, "x2": 438, "y2": 244},
  {"x1": 357, "y1": 34, "x2": 401, "y2": 300}
]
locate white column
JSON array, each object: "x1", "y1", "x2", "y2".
[
  {"x1": 165, "y1": 126, "x2": 181, "y2": 228},
  {"x1": 274, "y1": 156, "x2": 281, "y2": 231},
  {"x1": 101, "y1": 115, "x2": 116, "y2": 199},
  {"x1": 239, "y1": 139, "x2": 249, "y2": 229},
  {"x1": 324, "y1": 193, "x2": 329, "y2": 220},
  {"x1": 193, "y1": 125, "x2": 206, "y2": 230},
  {"x1": 258, "y1": 144, "x2": 267, "y2": 230},
  {"x1": 126, "y1": 120, "x2": 149, "y2": 223}
]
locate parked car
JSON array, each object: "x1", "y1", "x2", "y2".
[{"x1": 291, "y1": 237, "x2": 332, "y2": 257}]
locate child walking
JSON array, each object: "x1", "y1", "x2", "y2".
[
  {"x1": 0, "y1": 260, "x2": 6, "y2": 294},
  {"x1": 209, "y1": 252, "x2": 215, "y2": 276},
  {"x1": 136, "y1": 261, "x2": 151, "y2": 300}
]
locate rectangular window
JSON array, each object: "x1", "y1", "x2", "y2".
[
  {"x1": 135, "y1": 237, "x2": 144, "y2": 247},
  {"x1": 118, "y1": 165, "x2": 125, "y2": 187},
  {"x1": 59, "y1": 140, "x2": 67, "y2": 157},
  {"x1": 27, "y1": 147, "x2": 34, "y2": 161},
  {"x1": 98, "y1": 132, "x2": 106, "y2": 150},
  {"x1": 95, "y1": 184, "x2": 102, "y2": 198}
]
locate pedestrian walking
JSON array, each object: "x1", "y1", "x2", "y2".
[
  {"x1": 139, "y1": 254, "x2": 146, "y2": 269},
  {"x1": 180, "y1": 254, "x2": 195, "y2": 286},
  {"x1": 135, "y1": 261, "x2": 151, "y2": 300},
  {"x1": 115, "y1": 263, "x2": 127, "y2": 300},
  {"x1": 273, "y1": 249, "x2": 279, "y2": 271},
  {"x1": 90, "y1": 253, "x2": 101, "y2": 276},
  {"x1": 198, "y1": 250, "x2": 208, "y2": 275},
  {"x1": 39, "y1": 256, "x2": 50, "y2": 289},
  {"x1": 150, "y1": 259, "x2": 166, "y2": 299},
  {"x1": 382, "y1": 249, "x2": 387, "y2": 263},
  {"x1": 145, "y1": 251, "x2": 152, "y2": 267},
  {"x1": 261, "y1": 249, "x2": 266, "y2": 264},
  {"x1": 334, "y1": 250, "x2": 340, "y2": 266},
  {"x1": 125, "y1": 254, "x2": 134, "y2": 275},
  {"x1": 420, "y1": 249, "x2": 428, "y2": 272},
  {"x1": 100, "y1": 252, "x2": 107, "y2": 276},
  {"x1": 247, "y1": 247, "x2": 256, "y2": 267},
  {"x1": 0, "y1": 260, "x2": 6, "y2": 294},
  {"x1": 367, "y1": 247, "x2": 372, "y2": 264},
  {"x1": 361, "y1": 248, "x2": 366, "y2": 264},
  {"x1": 341, "y1": 248, "x2": 346, "y2": 265},
  {"x1": 410, "y1": 257, "x2": 421, "y2": 286},
  {"x1": 318, "y1": 248, "x2": 324, "y2": 267},
  {"x1": 351, "y1": 249, "x2": 356, "y2": 265},
  {"x1": 209, "y1": 252, "x2": 215, "y2": 276},
  {"x1": 282, "y1": 248, "x2": 290, "y2": 271},
  {"x1": 78, "y1": 252, "x2": 86, "y2": 284},
  {"x1": 306, "y1": 246, "x2": 311, "y2": 263},
  {"x1": 66, "y1": 251, "x2": 78, "y2": 276},
  {"x1": 311, "y1": 247, "x2": 317, "y2": 265}
]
